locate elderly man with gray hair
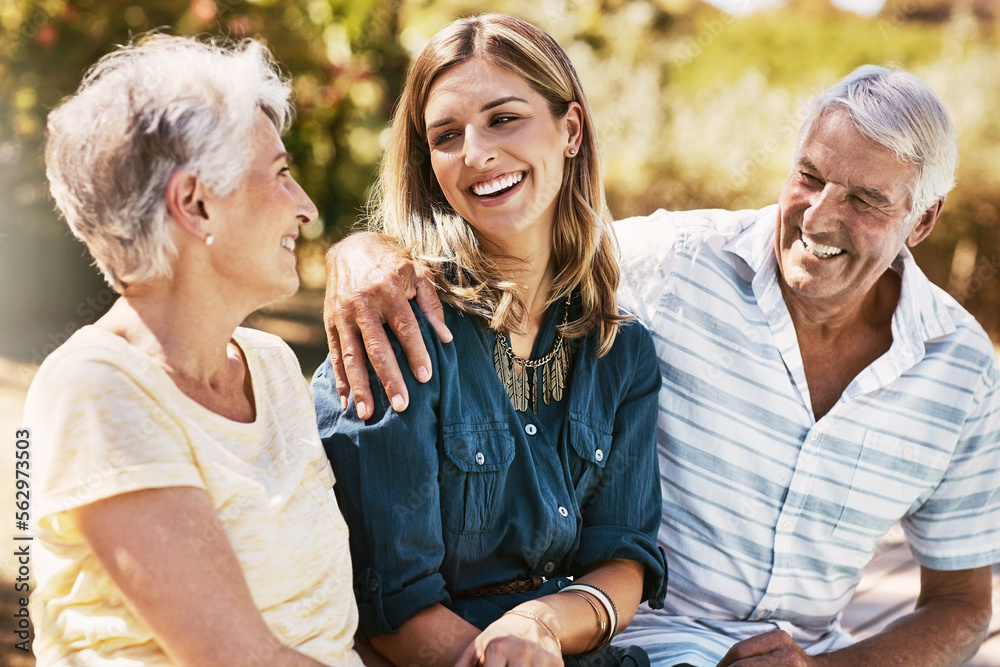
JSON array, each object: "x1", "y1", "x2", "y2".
[{"x1": 322, "y1": 64, "x2": 1000, "y2": 666}]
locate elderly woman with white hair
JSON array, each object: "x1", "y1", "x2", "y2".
[{"x1": 24, "y1": 36, "x2": 372, "y2": 666}]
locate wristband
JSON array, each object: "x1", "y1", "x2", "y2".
[
  {"x1": 563, "y1": 589, "x2": 610, "y2": 655},
  {"x1": 561, "y1": 583, "x2": 619, "y2": 639}
]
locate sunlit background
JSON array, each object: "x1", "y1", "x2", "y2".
[
  {"x1": 2, "y1": 0, "x2": 998, "y2": 371},
  {"x1": 1, "y1": 1, "x2": 999, "y2": 663}
]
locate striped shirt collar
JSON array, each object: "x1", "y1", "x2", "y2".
[{"x1": 723, "y1": 203, "x2": 957, "y2": 353}]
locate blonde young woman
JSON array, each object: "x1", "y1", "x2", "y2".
[
  {"x1": 312, "y1": 15, "x2": 666, "y2": 667},
  {"x1": 25, "y1": 36, "x2": 378, "y2": 666}
]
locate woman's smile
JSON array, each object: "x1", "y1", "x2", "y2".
[{"x1": 425, "y1": 58, "x2": 578, "y2": 255}]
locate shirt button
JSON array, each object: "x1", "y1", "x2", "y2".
[
  {"x1": 595, "y1": 448, "x2": 604, "y2": 462},
  {"x1": 779, "y1": 518, "x2": 793, "y2": 533},
  {"x1": 368, "y1": 578, "x2": 379, "y2": 592},
  {"x1": 475, "y1": 452, "x2": 485, "y2": 465},
  {"x1": 525, "y1": 423, "x2": 537, "y2": 436},
  {"x1": 543, "y1": 561, "x2": 555, "y2": 574},
  {"x1": 558, "y1": 505, "x2": 569, "y2": 518},
  {"x1": 809, "y1": 431, "x2": 820, "y2": 442},
  {"x1": 902, "y1": 446, "x2": 914, "y2": 460}
]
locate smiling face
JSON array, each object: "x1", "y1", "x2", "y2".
[
  {"x1": 423, "y1": 58, "x2": 580, "y2": 257},
  {"x1": 775, "y1": 109, "x2": 938, "y2": 318},
  {"x1": 208, "y1": 110, "x2": 317, "y2": 304}
]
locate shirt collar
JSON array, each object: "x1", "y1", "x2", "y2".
[{"x1": 722, "y1": 204, "x2": 956, "y2": 350}]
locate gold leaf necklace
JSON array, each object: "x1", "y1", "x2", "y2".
[{"x1": 492, "y1": 296, "x2": 572, "y2": 413}]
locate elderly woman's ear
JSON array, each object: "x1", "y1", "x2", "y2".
[{"x1": 165, "y1": 168, "x2": 213, "y2": 243}]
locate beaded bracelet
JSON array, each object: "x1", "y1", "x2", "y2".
[
  {"x1": 563, "y1": 589, "x2": 609, "y2": 655},
  {"x1": 502, "y1": 609, "x2": 562, "y2": 654}
]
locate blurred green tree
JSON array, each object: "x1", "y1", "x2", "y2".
[
  {"x1": 0, "y1": 0, "x2": 402, "y2": 360},
  {"x1": 1, "y1": 0, "x2": 997, "y2": 368}
]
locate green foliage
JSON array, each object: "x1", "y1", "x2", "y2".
[
  {"x1": 0, "y1": 0, "x2": 394, "y2": 237},
  {"x1": 1, "y1": 0, "x2": 998, "y2": 359}
]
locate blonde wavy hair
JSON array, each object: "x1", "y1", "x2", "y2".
[{"x1": 369, "y1": 13, "x2": 627, "y2": 356}]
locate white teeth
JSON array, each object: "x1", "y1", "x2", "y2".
[
  {"x1": 281, "y1": 236, "x2": 296, "y2": 251},
  {"x1": 801, "y1": 235, "x2": 843, "y2": 259},
  {"x1": 472, "y1": 172, "x2": 523, "y2": 196}
]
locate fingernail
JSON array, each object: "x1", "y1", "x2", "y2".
[
  {"x1": 356, "y1": 401, "x2": 367, "y2": 418},
  {"x1": 416, "y1": 366, "x2": 431, "y2": 382},
  {"x1": 340, "y1": 395, "x2": 348, "y2": 410},
  {"x1": 391, "y1": 394, "x2": 406, "y2": 412}
]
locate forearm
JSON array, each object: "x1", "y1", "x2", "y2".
[
  {"x1": 815, "y1": 598, "x2": 991, "y2": 667},
  {"x1": 75, "y1": 488, "x2": 336, "y2": 667},
  {"x1": 517, "y1": 558, "x2": 645, "y2": 655},
  {"x1": 369, "y1": 604, "x2": 479, "y2": 666},
  {"x1": 718, "y1": 566, "x2": 993, "y2": 667}
]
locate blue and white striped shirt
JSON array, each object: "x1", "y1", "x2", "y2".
[{"x1": 612, "y1": 206, "x2": 1000, "y2": 666}]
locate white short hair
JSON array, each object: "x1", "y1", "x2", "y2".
[
  {"x1": 797, "y1": 65, "x2": 957, "y2": 220},
  {"x1": 45, "y1": 35, "x2": 294, "y2": 292}
]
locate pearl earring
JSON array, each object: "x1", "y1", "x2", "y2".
[
  {"x1": 204, "y1": 233, "x2": 215, "y2": 247},
  {"x1": 567, "y1": 147, "x2": 577, "y2": 156}
]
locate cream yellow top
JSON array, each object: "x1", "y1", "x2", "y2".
[{"x1": 25, "y1": 326, "x2": 363, "y2": 667}]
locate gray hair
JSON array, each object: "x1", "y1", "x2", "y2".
[
  {"x1": 797, "y1": 65, "x2": 957, "y2": 220},
  {"x1": 45, "y1": 35, "x2": 294, "y2": 292}
]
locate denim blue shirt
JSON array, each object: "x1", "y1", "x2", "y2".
[{"x1": 313, "y1": 297, "x2": 666, "y2": 638}]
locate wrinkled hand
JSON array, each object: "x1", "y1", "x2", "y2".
[
  {"x1": 455, "y1": 613, "x2": 563, "y2": 667},
  {"x1": 323, "y1": 232, "x2": 451, "y2": 419},
  {"x1": 717, "y1": 629, "x2": 822, "y2": 667}
]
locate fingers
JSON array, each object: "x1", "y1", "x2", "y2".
[
  {"x1": 474, "y1": 640, "x2": 561, "y2": 667},
  {"x1": 326, "y1": 324, "x2": 349, "y2": 410},
  {"x1": 454, "y1": 642, "x2": 480, "y2": 667},
  {"x1": 716, "y1": 629, "x2": 808, "y2": 667},
  {"x1": 339, "y1": 308, "x2": 393, "y2": 420},
  {"x1": 322, "y1": 260, "x2": 349, "y2": 409},
  {"x1": 414, "y1": 264, "x2": 452, "y2": 344},
  {"x1": 322, "y1": 231, "x2": 447, "y2": 416},
  {"x1": 381, "y1": 307, "x2": 428, "y2": 410},
  {"x1": 381, "y1": 264, "x2": 446, "y2": 400},
  {"x1": 357, "y1": 308, "x2": 408, "y2": 416},
  {"x1": 468, "y1": 614, "x2": 562, "y2": 667}
]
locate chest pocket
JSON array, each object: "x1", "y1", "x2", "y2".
[
  {"x1": 440, "y1": 424, "x2": 515, "y2": 534},
  {"x1": 567, "y1": 415, "x2": 613, "y2": 502},
  {"x1": 832, "y1": 430, "x2": 951, "y2": 549}
]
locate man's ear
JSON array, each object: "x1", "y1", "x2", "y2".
[
  {"x1": 906, "y1": 197, "x2": 944, "y2": 248},
  {"x1": 165, "y1": 169, "x2": 210, "y2": 240}
]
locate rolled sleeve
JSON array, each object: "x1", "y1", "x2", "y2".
[
  {"x1": 313, "y1": 305, "x2": 451, "y2": 637},
  {"x1": 573, "y1": 323, "x2": 667, "y2": 607}
]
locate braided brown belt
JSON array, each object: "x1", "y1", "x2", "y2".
[{"x1": 451, "y1": 574, "x2": 544, "y2": 598}]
